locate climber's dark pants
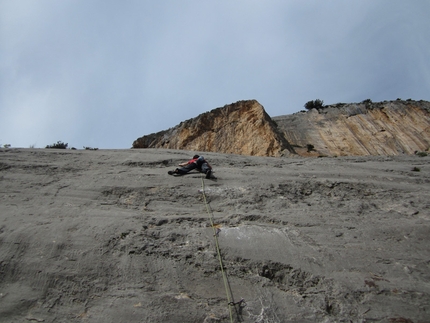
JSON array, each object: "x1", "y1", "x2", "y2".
[
  {"x1": 176, "y1": 162, "x2": 211, "y2": 175},
  {"x1": 176, "y1": 163, "x2": 198, "y2": 175}
]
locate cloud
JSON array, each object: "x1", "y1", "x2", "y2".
[{"x1": 1, "y1": 0, "x2": 429, "y2": 148}]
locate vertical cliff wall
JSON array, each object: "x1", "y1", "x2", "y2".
[
  {"x1": 274, "y1": 100, "x2": 430, "y2": 156},
  {"x1": 133, "y1": 99, "x2": 430, "y2": 157},
  {"x1": 133, "y1": 100, "x2": 295, "y2": 157}
]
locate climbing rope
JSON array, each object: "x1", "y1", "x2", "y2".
[{"x1": 200, "y1": 175, "x2": 235, "y2": 323}]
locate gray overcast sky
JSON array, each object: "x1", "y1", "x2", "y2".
[{"x1": 1, "y1": 1, "x2": 429, "y2": 149}]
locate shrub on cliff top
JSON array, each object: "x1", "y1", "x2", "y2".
[
  {"x1": 304, "y1": 99, "x2": 324, "y2": 110},
  {"x1": 46, "y1": 141, "x2": 68, "y2": 149}
]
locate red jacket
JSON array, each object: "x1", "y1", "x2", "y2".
[
  {"x1": 186, "y1": 157, "x2": 199, "y2": 165},
  {"x1": 187, "y1": 157, "x2": 212, "y2": 169}
]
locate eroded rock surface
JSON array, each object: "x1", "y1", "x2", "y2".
[
  {"x1": 0, "y1": 148, "x2": 429, "y2": 322},
  {"x1": 274, "y1": 100, "x2": 430, "y2": 157},
  {"x1": 133, "y1": 100, "x2": 295, "y2": 157},
  {"x1": 133, "y1": 99, "x2": 430, "y2": 157}
]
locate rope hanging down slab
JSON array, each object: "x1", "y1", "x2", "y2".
[{"x1": 200, "y1": 176, "x2": 235, "y2": 323}]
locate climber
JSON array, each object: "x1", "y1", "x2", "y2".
[{"x1": 168, "y1": 155, "x2": 214, "y2": 179}]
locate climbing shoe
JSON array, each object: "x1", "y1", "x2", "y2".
[{"x1": 205, "y1": 170, "x2": 212, "y2": 179}]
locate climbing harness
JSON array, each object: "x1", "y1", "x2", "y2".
[
  {"x1": 200, "y1": 175, "x2": 236, "y2": 323},
  {"x1": 228, "y1": 298, "x2": 246, "y2": 308}
]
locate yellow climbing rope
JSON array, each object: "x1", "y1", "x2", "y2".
[{"x1": 200, "y1": 176, "x2": 234, "y2": 323}]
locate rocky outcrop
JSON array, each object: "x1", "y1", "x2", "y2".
[
  {"x1": 274, "y1": 100, "x2": 430, "y2": 156},
  {"x1": 133, "y1": 100, "x2": 295, "y2": 157},
  {"x1": 133, "y1": 99, "x2": 430, "y2": 157}
]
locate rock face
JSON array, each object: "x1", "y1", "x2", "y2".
[
  {"x1": 274, "y1": 100, "x2": 430, "y2": 156},
  {"x1": 133, "y1": 100, "x2": 295, "y2": 157},
  {"x1": 1, "y1": 148, "x2": 430, "y2": 322},
  {"x1": 134, "y1": 99, "x2": 430, "y2": 157}
]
